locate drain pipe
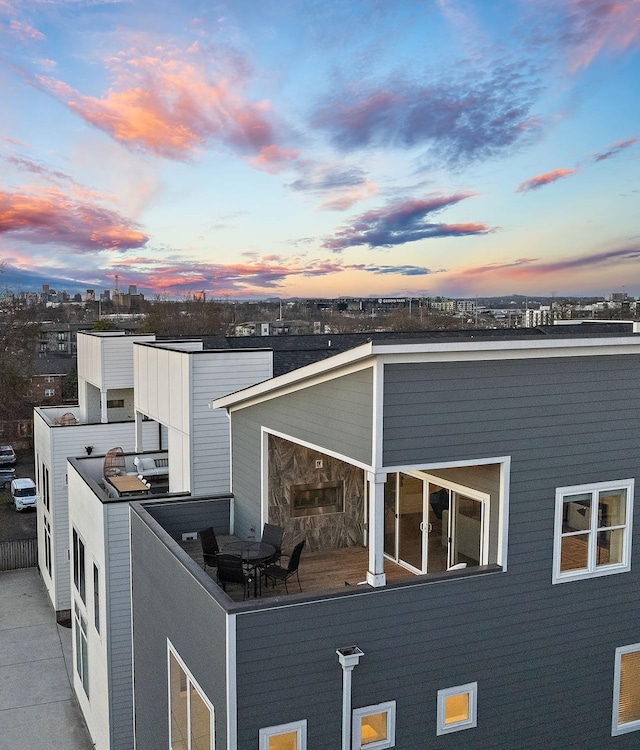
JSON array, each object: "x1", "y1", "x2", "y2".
[{"x1": 337, "y1": 646, "x2": 364, "y2": 750}]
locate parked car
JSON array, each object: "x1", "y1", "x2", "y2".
[
  {"x1": 11, "y1": 478, "x2": 37, "y2": 511},
  {"x1": 0, "y1": 445, "x2": 16, "y2": 467},
  {"x1": 0, "y1": 467, "x2": 16, "y2": 489}
]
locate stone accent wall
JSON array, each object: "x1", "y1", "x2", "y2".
[{"x1": 268, "y1": 434, "x2": 365, "y2": 552}]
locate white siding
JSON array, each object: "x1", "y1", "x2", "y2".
[
  {"x1": 78, "y1": 332, "x2": 155, "y2": 392},
  {"x1": 67, "y1": 465, "x2": 110, "y2": 750}
]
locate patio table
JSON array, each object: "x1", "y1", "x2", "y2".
[{"x1": 222, "y1": 541, "x2": 275, "y2": 597}]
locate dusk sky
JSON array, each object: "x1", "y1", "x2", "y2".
[{"x1": 1, "y1": 0, "x2": 639, "y2": 299}]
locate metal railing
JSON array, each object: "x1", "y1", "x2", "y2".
[{"x1": 0, "y1": 537, "x2": 37, "y2": 571}]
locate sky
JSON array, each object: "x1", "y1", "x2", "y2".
[{"x1": 0, "y1": 0, "x2": 639, "y2": 300}]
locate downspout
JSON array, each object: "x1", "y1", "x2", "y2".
[{"x1": 337, "y1": 646, "x2": 364, "y2": 750}]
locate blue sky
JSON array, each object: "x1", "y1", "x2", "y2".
[{"x1": 1, "y1": 0, "x2": 638, "y2": 299}]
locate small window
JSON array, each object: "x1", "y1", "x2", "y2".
[
  {"x1": 613, "y1": 644, "x2": 640, "y2": 735},
  {"x1": 353, "y1": 701, "x2": 396, "y2": 749},
  {"x1": 107, "y1": 399, "x2": 125, "y2": 409},
  {"x1": 553, "y1": 479, "x2": 634, "y2": 584},
  {"x1": 437, "y1": 682, "x2": 477, "y2": 735},
  {"x1": 93, "y1": 564, "x2": 100, "y2": 634},
  {"x1": 44, "y1": 388, "x2": 55, "y2": 397},
  {"x1": 72, "y1": 529, "x2": 86, "y2": 603},
  {"x1": 259, "y1": 720, "x2": 307, "y2": 750},
  {"x1": 58, "y1": 342, "x2": 66, "y2": 351}
]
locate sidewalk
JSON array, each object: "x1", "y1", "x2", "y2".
[{"x1": 0, "y1": 568, "x2": 93, "y2": 750}]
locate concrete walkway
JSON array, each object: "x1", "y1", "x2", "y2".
[{"x1": 0, "y1": 568, "x2": 94, "y2": 750}]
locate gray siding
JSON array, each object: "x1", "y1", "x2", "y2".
[
  {"x1": 144, "y1": 498, "x2": 232, "y2": 541},
  {"x1": 231, "y1": 369, "x2": 373, "y2": 539},
  {"x1": 234, "y1": 568, "x2": 640, "y2": 749},
  {"x1": 130, "y1": 512, "x2": 229, "y2": 750},
  {"x1": 106, "y1": 504, "x2": 134, "y2": 750}
]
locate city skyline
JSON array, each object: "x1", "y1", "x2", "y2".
[{"x1": 1, "y1": 0, "x2": 639, "y2": 299}]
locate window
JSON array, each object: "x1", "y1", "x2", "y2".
[
  {"x1": 107, "y1": 399, "x2": 125, "y2": 409},
  {"x1": 168, "y1": 644, "x2": 214, "y2": 750},
  {"x1": 553, "y1": 479, "x2": 633, "y2": 584},
  {"x1": 72, "y1": 529, "x2": 86, "y2": 602},
  {"x1": 43, "y1": 517, "x2": 52, "y2": 577},
  {"x1": 58, "y1": 342, "x2": 66, "y2": 351},
  {"x1": 42, "y1": 465, "x2": 50, "y2": 511},
  {"x1": 44, "y1": 388, "x2": 55, "y2": 397},
  {"x1": 613, "y1": 644, "x2": 640, "y2": 735},
  {"x1": 74, "y1": 601, "x2": 89, "y2": 696},
  {"x1": 259, "y1": 720, "x2": 307, "y2": 750},
  {"x1": 437, "y1": 682, "x2": 477, "y2": 735},
  {"x1": 93, "y1": 564, "x2": 100, "y2": 634},
  {"x1": 45, "y1": 375, "x2": 55, "y2": 383},
  {"x1": 353, "y1": 702, "x2": 396, "y2": 749}
]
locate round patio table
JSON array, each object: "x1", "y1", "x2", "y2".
[{"x1": 222, "y1": 541, "x2": 276, "y2": 597}]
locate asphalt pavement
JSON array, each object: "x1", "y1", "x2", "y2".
[{"x1": 0, "y1": 568, "x2": 94, "y2": 750}]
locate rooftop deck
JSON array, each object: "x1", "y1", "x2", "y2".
[{"x1": 180, "y1": 539, "x2": 419, "y2": 602}]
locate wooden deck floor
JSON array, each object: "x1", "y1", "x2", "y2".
[{"x1": 179, "y1": 540, "x2": 414, "y2": 602}]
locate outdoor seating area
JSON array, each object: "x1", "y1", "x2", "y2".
[{"x1": 180, "y1": 528, "x2": 411, "y2": 603}]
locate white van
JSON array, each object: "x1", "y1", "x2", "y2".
[{"x1": 11, "y1": 478, "x2": 37, "y2": 511}]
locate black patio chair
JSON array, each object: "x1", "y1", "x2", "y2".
[
  {"x1": 262, "y1": 539, "x2": 305, "y2": 594},
  {"x1": 260, "y1": 523, "x2": 284, "y2": 566},
  {"x1": 216, "y1": 554, "x2": 252, "y2": 600},
  {"x1": 198, "y1": 527, "x2": 220, "y2": 570}
]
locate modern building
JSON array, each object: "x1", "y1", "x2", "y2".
[{"x1": 129, "y1": 326, "x2": 640, "y2": 749}]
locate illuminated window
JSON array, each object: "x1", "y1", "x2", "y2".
[
  {"x1": 259, "y1": 720, "x2": 307, "y2": 750},
  {"x1": 352, "y1": 702, "x2": 395, "y2": 749},
  {"x1": 168, "y1": 643, "x2": 214, "y2": 750},
  {"x1": 553, "y1": 479, "x2": 633, "y2": 584},
  {"x1": 437, "y1": 682, "x2": 477, "y2": 735},
  {"x1": 613, "y1": 644, "x2": 640, "y2": 735}
]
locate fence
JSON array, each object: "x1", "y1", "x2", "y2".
[{"x1": 0, "y1": 537, "x2": 37, "y2": 571}]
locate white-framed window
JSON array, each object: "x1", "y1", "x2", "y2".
[
  {"x1": 437, "y1": 682, "x2": 477, "y2": 735},
  {"x1": 44, "y1": 388, "x2": 55, "y2": 397},
  {"x1": 74, "y1": 601, "x2": 89, "y2": 696},
  {"x1": 72, "y1": 528, "x2": 86, "y2": 602},
  {"x1": 553, "y1": 479, "x2": 633, "y2": 584},
  {"x1": 168, "y1": 642, "x2": 214, "y2": 750},
  {"x1": 259, "y1": 719, "x2": 307, "y2": 750},
  {"x1": 352, "y1": 701, "x2": 396, "y2": 749},
  {"x1": 613, "y1": 643, "x2": 640, "y2": 735},
  {"x1": 43, "y1": 516, "x2": 52, "y2": 577},
  {"x1": 93, "y1": 563, "x2": 100, "y2": 634}
]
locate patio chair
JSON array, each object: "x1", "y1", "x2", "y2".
[
  {"x1": 216, "y1": 554, "x2": 252, "y2": 600},
  {"x1": 198, "y1": 527, "x2": 220, "y2": 570},
  {"x1": 262, "y1": 539, "x2": 305, "y2": 594},
  {"x1": 260, "y1": 523, "x2": 284, "y2": 566}
]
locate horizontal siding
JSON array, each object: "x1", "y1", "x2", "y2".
[
  {"x1": 144, "y1": 498, "x2": 232, "y2": 541},
  {"x1": 234, "y1": 566, "x2": 640, "y2": 749},
  {"x1": 106, "y1": 505, "x2": 134, "y2": 750},
  {"x1": 130, "y1": 512, "x2": 229, "y2": 750},
  {"x1": 231, "y1": 369, "x2": 374, "y2": 540}
]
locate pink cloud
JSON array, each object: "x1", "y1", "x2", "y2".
[
  {"x1": 32, "y1": 45, "x2": 282, "y2": 160},
  {"x1": 0, "y1": 187, "x2": 148, "y2": 251},
  {"x1": 517, "y1": 167, "x2": 577, "y2": 192},
  {"x1": 320, "y1": 181, "x2": 378, "y2": 211},
  {"x1": 592, "y1": 136, "x2": 638, "y2": 161},
  {"x1": 9, "y1": 19, "x2": 45, "y2": 42},
  {"x1": 247, "y1": 144, "x2": 300, "y2": 174}
]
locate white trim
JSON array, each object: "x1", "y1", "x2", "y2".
[
  {"x1": 226, "y1": 615, "x2": 237, "y2": 750},
  {"x1": 210, "y1": 336, "x2": 640, "y2": 411},
  {"x1": 262, "y1": 427, "x2": 373, "y2": 472},
  {"x1": 259, "y1": 719, "x2": 307, "y2": 750},
  {"x1": 352, "y1": 700, "x2": 396, "y2": 749},
  {"x1": 212, "y1": 347, "x2": 374, "y2": 411},
  {"x1": 613, "y1": 643, "x2": 640, "y2": 736},
  {"x1": 552, "y1": 478, "x2": 634, "y2": 584},
  {"x1": 167, "y1": 639, "x2": 216, "y2": 750},
  {"x1": 437, "y1": 681, "x2": 477, "y2": 735},
  {"x1": 371, "y1": 360, "x2": 384, "y2": 469},
  {"x1": 261, "y1": 431, "x2": 269, "y2": 530}
]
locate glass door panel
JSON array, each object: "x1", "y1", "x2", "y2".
[
  {"x1": 384, "y1": 473, "x2": 397, "y2": 558},
  {"x1": 398, "y1": 473, "x2": 424, "y2": 571},
  {"x1": 427, "y1": 484, "x2": 449, "y2": 573},
  {"x1": 450, "y1": 494, "x2": 483, "y2": 567}
]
